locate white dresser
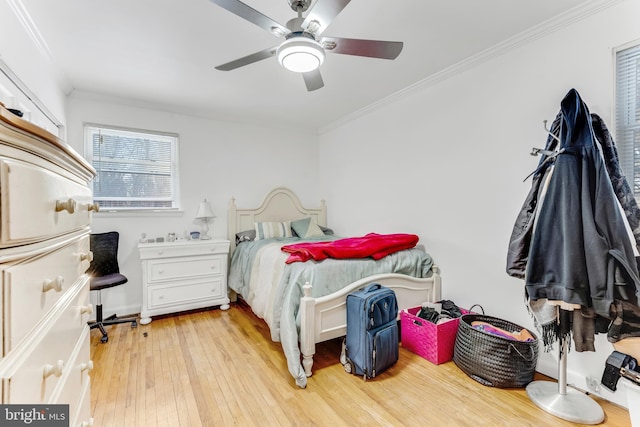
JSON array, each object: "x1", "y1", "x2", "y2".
[
  {"x1": 138, "y1": 239, "x2": 230, "y2": 324},
  {"x1": 0, "y1": 105, "x2": 96, "y2": 426}
]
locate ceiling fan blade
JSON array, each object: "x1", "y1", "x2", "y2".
[
  {"x1": 208, "y1": 0, "x2": 289, "y2": 36},
  {"x1": 302, "y1": 69, "x2": 324, "y2": 91},
  {"x1": 215, "y1": 46, "x2": 277, "y2": 71},
  {"x1": 302, "y1": 0, "x2": 351, "y2": 36},
  {"x1": 321, "y1": 37, "x2": 403, "y2": 60}
]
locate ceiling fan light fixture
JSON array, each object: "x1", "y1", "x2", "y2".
[{"x1": 277, "y1": 37, "x2": 325, "y2": 73}]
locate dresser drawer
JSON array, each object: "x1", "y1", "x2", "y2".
[
  {"x1": 147, "y1": 277, "x2": 225, "y2": 309},
  {"x1": 0, "y1": 158, "x2": 93, "y2": 246},
  {"x1": 148, "y1": 255, "x2": 223, "y2": 283},
  {"x1": 1, "y1": 278, "x2": 90, "y2": 404},
  {"x1": 72, "y1": 378, "x2": 92, "y2": 427},
  {"x1": 3, "y1": 236, "x2": 91, "y2": 352},
  {"x1": 139, "y1": 240, "x2": 230, "y2": 259},
  {"x1": 55, "y1": 327, "x2": 91, "y2": 421}
]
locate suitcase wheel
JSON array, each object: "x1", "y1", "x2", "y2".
[
  {"x1": 340, "y1": 339, "x2": 347, "y2": 365},
  {"x1": 343, "y1": 359, "x2": 353, "y2": 374}
]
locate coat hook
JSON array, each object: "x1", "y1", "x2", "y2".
[{"x1": 543, "y1": 120, "x2": 560, "y2": 143}]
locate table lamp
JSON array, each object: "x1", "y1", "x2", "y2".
[{"x1": 195, "y1": 198, "x2": 215, "y2": 240}]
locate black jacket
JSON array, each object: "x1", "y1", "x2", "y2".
[{"x1": 508, "y1": 89, "x2": 640, "y2": 319}]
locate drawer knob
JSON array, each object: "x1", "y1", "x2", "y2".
[
  {"x1": 80, "y1": 418, "x2": 95, "y2": 427},
  {"x1": 42, "y1": 276, "x2": 64, "y2": 293},
  {"x1": 55, "y1": 198, "x2": 77, "y2": 214},
  {"x1": 43, "y1": 360, "x2": 64, "y2": 378},
  {"x1": 87, "y1": 202, "x2": 100, "y2": 212},
  {"x1": 80, "y1": 304, "x2": 93, "y2": 315},
  {"x1": 80, "y1": 360, "x2": 94, "y2": 372},
  {"x1": 80, "y1": 251, "x2": 94, "y2": 262}
]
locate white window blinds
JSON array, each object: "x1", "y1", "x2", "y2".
[
  {"x1": 85, "y1": 124, "x2": 179, "y2": 211},
  {"x1": 616, "y1": 42, "x2": 640, "y2": 197}
]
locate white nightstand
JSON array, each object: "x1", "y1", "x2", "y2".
[{"x1": 137, "y1": 239, "x2": 230, "y2": 324}]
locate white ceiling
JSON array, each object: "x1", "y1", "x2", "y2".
[{"x1": 19, "y1": 0, "x2": 596, "y2": 131}]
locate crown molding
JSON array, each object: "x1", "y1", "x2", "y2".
[
  {"x1": 318, "y1": 0, "x2": 625, "y2": 135},
  {"x1": 6, "y1": 0, "x2": 72, "y2": 95}
]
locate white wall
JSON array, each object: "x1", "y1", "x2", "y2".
[
  {"x1": 66, "y1": 93, "x2": 320, "y2": 319},
  {"x1": 0, "y1": 0, "x2": 67, "y2": 131},
  {"x1": 318, "y1": 0, "x2": 640, "y2": 409}
]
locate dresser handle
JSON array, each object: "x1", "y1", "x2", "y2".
[
  {"x1": 80, "y1": 304, "x2": 93, "y2": 315},
  {"x1": 80, "y1": 251, "x2": 94, "y2": 262},
  {"x1": 43, "y1": 360, "x2": 64, "y2": 378},
  {"x1": 80, "y1": 360, "x2": 94, "y2": 372},
  {"x1": 42, "y1": 276, "x2": 64, "y2": 293},
  {"x1": 80, "y1": 418, "x2": 95, "y2": 427},
  {"x1": 87, "y1": 202, "x2": 100, "y2": 212},
  {"x1": 157, "y1": 250, "x2": 164, "y2": 255},
  {"x1": 55, "y1": 198, "x2": 76, "y2": 214}
]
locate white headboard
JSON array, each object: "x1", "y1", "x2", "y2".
[{"x1": 228, "y1": 187, "x2": 327, "y2": 253}]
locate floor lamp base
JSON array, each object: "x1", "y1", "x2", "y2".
[{"x1": 526, "y1": 380, "x2": 604, "y2": 425}]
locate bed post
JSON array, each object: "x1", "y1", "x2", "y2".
[
  {"x1": 300, "y1": 282, "x2": 315, "y2": 377},
  {"x1": 431, "y1": 264, "x2": 442, "y2": 302},
  {"x1": 228, "y1": 196, "x2": 238, "y2": 254}
]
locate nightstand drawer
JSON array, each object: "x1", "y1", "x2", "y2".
[
  {"x1": 147, "y1": 277, "x2": 225, "y2": 309},
  {"x1": 139, "y1": 241, "x2": 229, "y2": 259},
  {"x1": 148, "y1": 255, "x2": 222, "y2": 282},
  {"x1": 3, "y1": 236, "x2": 91, "y2": 352},
  {"x1": 0, "y1": 158, "x2": 93, "y2": 247}
]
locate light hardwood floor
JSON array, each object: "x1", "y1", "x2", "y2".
[{"x1": 90, "y1": 303, "x2": 632, "y2": 426}]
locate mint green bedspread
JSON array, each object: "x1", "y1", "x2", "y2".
[{"x1": 228, "y1": 236, "x2": 434, "y2": 388}]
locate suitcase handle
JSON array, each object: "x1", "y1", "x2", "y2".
[{"x1": 362, "y1": 283, "x2": 382, "y2": 293}]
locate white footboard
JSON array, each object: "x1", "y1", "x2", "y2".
[{"x1": 299, "y1": 266, "x2": 442, "y2": 377}]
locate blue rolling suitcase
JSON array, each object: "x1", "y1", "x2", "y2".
[{"x1": 340, "y1": 283, "x2": 399, "y2": 379}]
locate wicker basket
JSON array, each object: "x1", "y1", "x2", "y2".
[{"x1": 453, "y1": 314, "x2": 538, "y2": 388}]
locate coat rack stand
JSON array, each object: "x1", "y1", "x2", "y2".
[{"x1": 526, "y1": 309, "x2": 605, "y2": 424}]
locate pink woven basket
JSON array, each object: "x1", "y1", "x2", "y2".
[{"x1": 401, "y1": 307, "x2": 470, "y2": 365}]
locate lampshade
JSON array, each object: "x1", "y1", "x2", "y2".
[
  {"x1": 194, "y1": 199, "x2": 215, "y2": 240},
  {"x1": 277, "y1": 37, "x2": 325, "y2": 73},
  {"x1": 195, "y1": 199, "x2": 215, "y2": 220}
]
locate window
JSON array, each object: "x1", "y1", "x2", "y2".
[
  {"x1": 84, "y1": 124, "x2": 179, "y2": 211},
  {"x1": 616, "y1": 41, "x2": 640, "y2": 198}
]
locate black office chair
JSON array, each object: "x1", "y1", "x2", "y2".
[{"x1": 87, "y1": 231, "x2": 137, "y2": 343}]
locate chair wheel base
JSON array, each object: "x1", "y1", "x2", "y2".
[
  {"x1": 132, "y1": 321, "x2": 138, "y2": 328},
  {"x1": 100, "y1": 336, "x2": 108, "y2": 343}
]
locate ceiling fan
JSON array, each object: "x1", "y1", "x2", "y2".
[{"x1": 209, "y1": 0, "x2": 403, "y2": 91}]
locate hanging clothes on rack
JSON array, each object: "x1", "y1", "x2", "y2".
[
  {"x1": 507, "y1": 88, "x2": 640, "y2": 351},
  {"x1": 590, "y1": 113, "x2": 640, "y2": 250}
]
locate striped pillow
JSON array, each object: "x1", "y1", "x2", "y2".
[{"x1": 254, "y1": 221, "x2": 292, "y2": 240}]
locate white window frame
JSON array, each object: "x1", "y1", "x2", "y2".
[
  {"x1": 615, "y1": 39, "x2": 640, "y2": 200},
  {"x1": 84, "y1": 123, "x2": 180, "y2": 213}
]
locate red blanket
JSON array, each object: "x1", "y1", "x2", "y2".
[{"x1": 281, "y1": 233, "x2": 419, "y2": 264}]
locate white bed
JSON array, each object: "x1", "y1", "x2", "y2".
[{"x1": 227, "y1": 187, "x2": 442, "y2": 387}]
